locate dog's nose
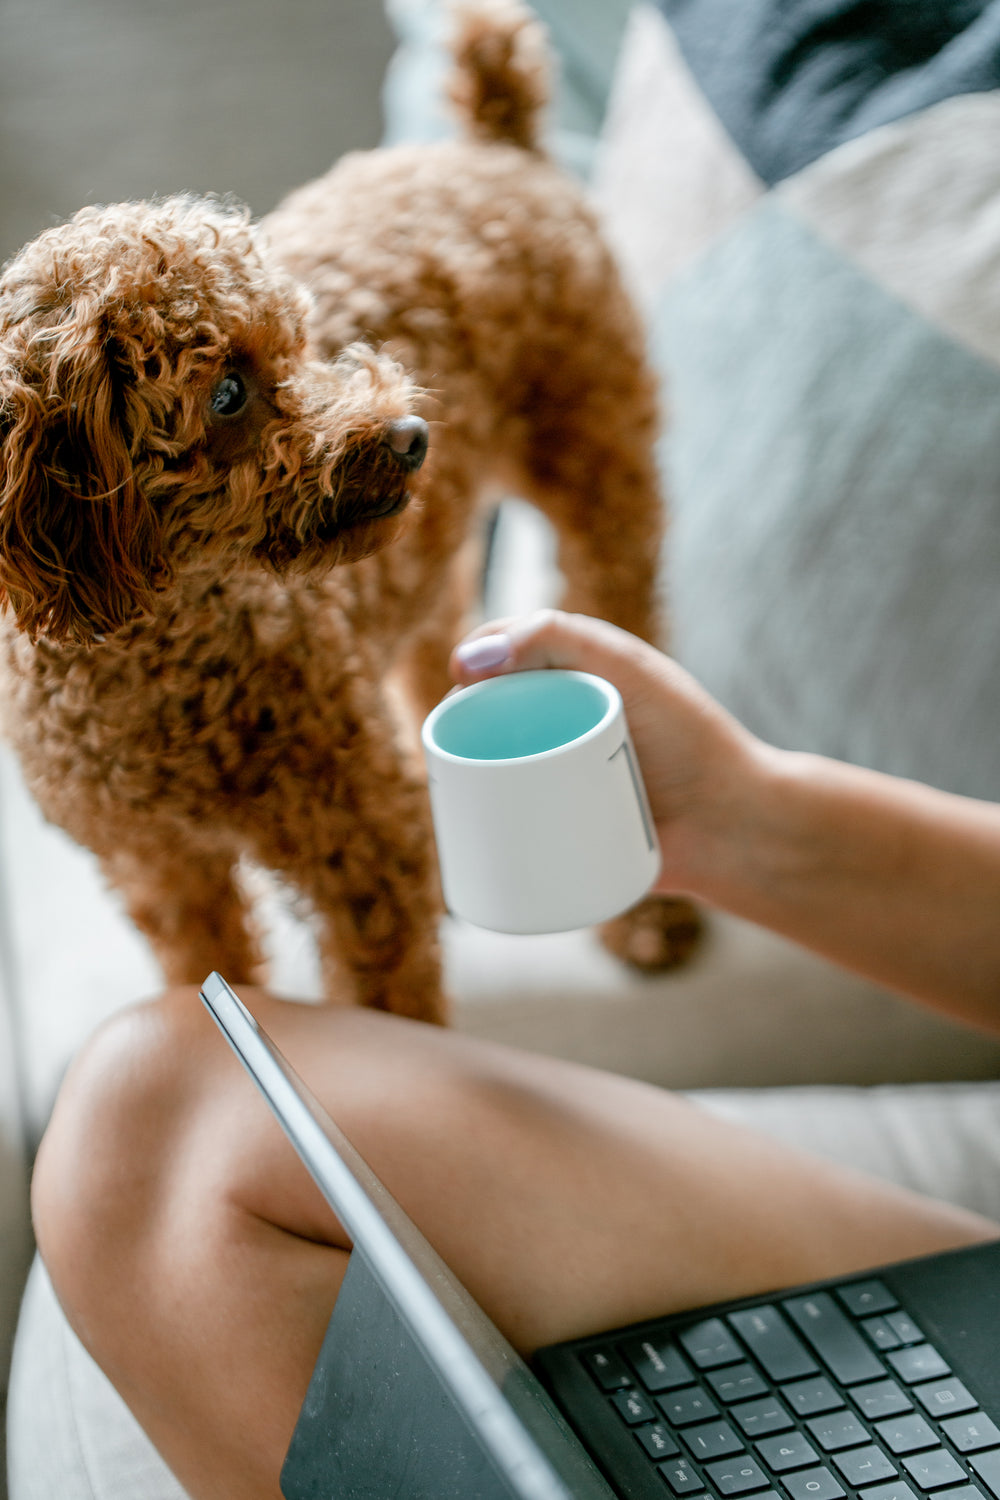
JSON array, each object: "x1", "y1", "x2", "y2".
[{"x1": 384, "y1": 416, "x2": 429, "y2": 473}]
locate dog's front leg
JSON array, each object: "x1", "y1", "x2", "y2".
[
  {"x1": 240, "y1": 726, "x2": 448, "y2": 1025},
  {"x1": 99, "y1": 831, "x2": 267, "y2": 988},
  {"x1": 316, "y1": 791, "x2": 447, "y2": 1024}
]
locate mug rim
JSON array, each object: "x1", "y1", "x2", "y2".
[{"x1": 421, "y1": 669, "x2": 620, "y2": 766}]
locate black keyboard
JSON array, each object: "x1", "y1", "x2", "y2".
[{"x1": 574, "y1": 1278, "x2": 1000, "y2": 1500}]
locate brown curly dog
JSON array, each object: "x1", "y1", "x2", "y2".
[{"x1": 0, "y1": 1, "x2": 699, "y2": 1024}]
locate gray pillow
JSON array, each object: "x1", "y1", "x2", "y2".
[{"x1": 595, "y1": 6, "x2": 1000, "y2": 801}]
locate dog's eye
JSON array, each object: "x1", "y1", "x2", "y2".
[{"x1": 210, "y1": 372, "x2": 248, "y2": 417}]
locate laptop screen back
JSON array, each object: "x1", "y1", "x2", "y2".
[{"x1": 200, "y1": 973, "x2": 617, "y2": 1500}]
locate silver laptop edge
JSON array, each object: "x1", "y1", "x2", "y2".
[{"x1": 199, "y1": 971, "x2": 613, "y2": 1500}]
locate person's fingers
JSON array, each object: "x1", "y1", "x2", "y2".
[
  {"x1": 450, "y1": 609, "x2": 658, "y2": 687},
  {"x1": 448, "y1": 610, "x2": 763, "y2": 897}
]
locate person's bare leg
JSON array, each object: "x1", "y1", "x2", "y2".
[{"x1": 32, "y1": 988, "x2": 999, "y2": 1500}]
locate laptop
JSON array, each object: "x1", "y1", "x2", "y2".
[{"x1": 200, "y1": 971, "x2": 1000, "y2": 1500}]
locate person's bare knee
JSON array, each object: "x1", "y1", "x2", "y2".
[
  {"x1": 31, "y1": 986, "x2": 349, "y2": 1500},
  {"x1": 32, "y1": 987, "x2": 219, "y2": 1359}
]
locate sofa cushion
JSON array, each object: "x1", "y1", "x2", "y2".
[
  {"x1": 655, "y1": 0, "x2": 1000, "y2": 186},
  {"x1": 0, "y1": 772, "x2": 34, "y2": 1442},
  {"x1": 594, "y1": 5, "x2": 1000, "y2": 803},
  {"x1": 7, "y1": 1260, "x2": 189, "y2": 1500}
]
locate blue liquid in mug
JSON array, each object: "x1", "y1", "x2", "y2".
[{"x1": 431, "y1": 673, "x2": 613, "y2": 762}]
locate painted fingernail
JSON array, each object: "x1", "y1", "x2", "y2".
[{"x1": 455, "y1": 633, "x2": 512, "y2": 672}]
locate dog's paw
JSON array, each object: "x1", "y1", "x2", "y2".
[{"x1": 598, "y1": 894, "x2": 702, "y2": 972}]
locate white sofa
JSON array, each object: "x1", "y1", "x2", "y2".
[{"x1": 5, "y1": 2, "x2": 1000, "y2": 1496}]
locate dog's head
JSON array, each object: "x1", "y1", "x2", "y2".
[{"x1": 0, "y1": 195, "x2": 428, "y2": 644}]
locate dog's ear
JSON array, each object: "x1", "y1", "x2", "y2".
[{"x1": 0, "y1": 332, "x2": 164, "y2": 645}]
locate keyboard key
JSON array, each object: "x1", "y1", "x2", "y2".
[
  {"x1": 941, "y1": 1488, "x2": 990, "y2": 1500},
  {"x1": 756, "y1": 1432, "x2": 820, "y2": 1472},
  {"x1": 729, "y1": 1307, "x2": 819, "y2": 1382},
  {"x1": 887, "y1": 1347, "x2": 951, "y2": 1385},
  {"x1": 902, "y1": 1449, "x2": 969, "y2": 1491},
  {"x1": 659, "y1": 1386, "x2": 721, "y2": 1427},
  {"x1": 680, "y1": 1318, "x2": 746, "y2": 1370},
  {"x1": 861, "y1": 1483, "x2": 921, "y2": 1500},
  {"x1": 838, "y1": 1281, "x2": 898, "y2": 1318},
  {"x1": 623, "y1": 1336, "x2": 695, "y2": 1393},
  {"x1": 784, "y1": 1293, "x2": 886, "y2": 1385},
  {"x1": 834, "y1": 1444, "x2": 899, "y2": 1487},
  {"x1": 584, "y1": 1347, "x2": 632, "y2": 1390},
  {"x1": 874, "y1": 1415, "x2": 938, "y2": 1455},
  {"x1": 782, "y1": 1466, "x2": 847, "y2": 1500},
  {"x1": 611, "y1": 1388, "x2": 657, "y2": 1426},
  {"x1": 733, "y1": 1398, "x2": 794, "y2": 1438},
  {"x1": 886, "y1": 1313, "x2": 923, "y2": 1346},
  {"x1": 864, "y1": 1317, "x2": 903, "y2": 1351},
  {"x1": 806, "y1": 1412, "x2": 870, "y2": 1451},
  {"x1": 709, "y1": 1363, "x2": 769, "y2": 1404},
  {"x1": 636, "y1": 1422, "x2": 680, "y2": 1460},
  {"x1": 683, "y1": 1420, "x2": 745, "y2": 1462},
  {"x1": 970, "y1": 1451, "x2": 1000, "y2": 1500},
  {"x1": 784, "y1": 1377, "x2": 845, "y2": 1417},
  {"x1": 914, "y1": 1378, "x2": 978, "y2": 1420},
  {"x1": 853, "y1": 1380, "x2": 914, "y2": 1421},
  {"x1": 659, "y1": 1457, "x2": 705, "y2": 1494},
  {"x1": 941, "y1": 1413, "x2": 1000, "y2": 1453},
  {"x1": 704, "y1": 1457, "x2": 772, "y2": 1495}
]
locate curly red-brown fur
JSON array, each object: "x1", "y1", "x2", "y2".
[
  {"x1": 0, "y1": 199, "x2": 424, "y2": 645},
  {"x1": 447, "y1": 0, "x2": 551, "y2": 149},
  {"x1": 0, "y1": 2, "x2": 699, "y2": 1021}
]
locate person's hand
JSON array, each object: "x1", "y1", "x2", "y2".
[{"x1": 450, "y1": 610, "x2": 767, "y2": 896}]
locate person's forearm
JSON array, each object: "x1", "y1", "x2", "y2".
[
  {"x1": 450, "y1": 610, "x2": 1000, "y2": 1031},
  {"x1": 682, "y1": 744, "x2": 1000, "y2": 1032}
]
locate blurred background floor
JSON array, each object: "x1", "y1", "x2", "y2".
[{"x1": 0, "y1": 0, "x2": 396, "y2": 264}]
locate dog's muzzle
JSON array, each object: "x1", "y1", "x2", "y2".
[
  {"x1": 313, "y1": 416, "x2": 431, "y2": 535},
  {"x1": 383, "y1": 416, "x2": 429, "y2": 474}
]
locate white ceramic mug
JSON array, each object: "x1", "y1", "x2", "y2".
[{"x1": 421, "y1": 670, "x2": 661, "y2": 934}]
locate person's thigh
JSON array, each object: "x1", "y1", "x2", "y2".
[{"x1": 31, "y1": 988, "x2": 1000, "y2": 1500}]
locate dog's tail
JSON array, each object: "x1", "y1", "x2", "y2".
[{"x1": 447, "y1": 1, "x2": 551, "y2": 152}]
